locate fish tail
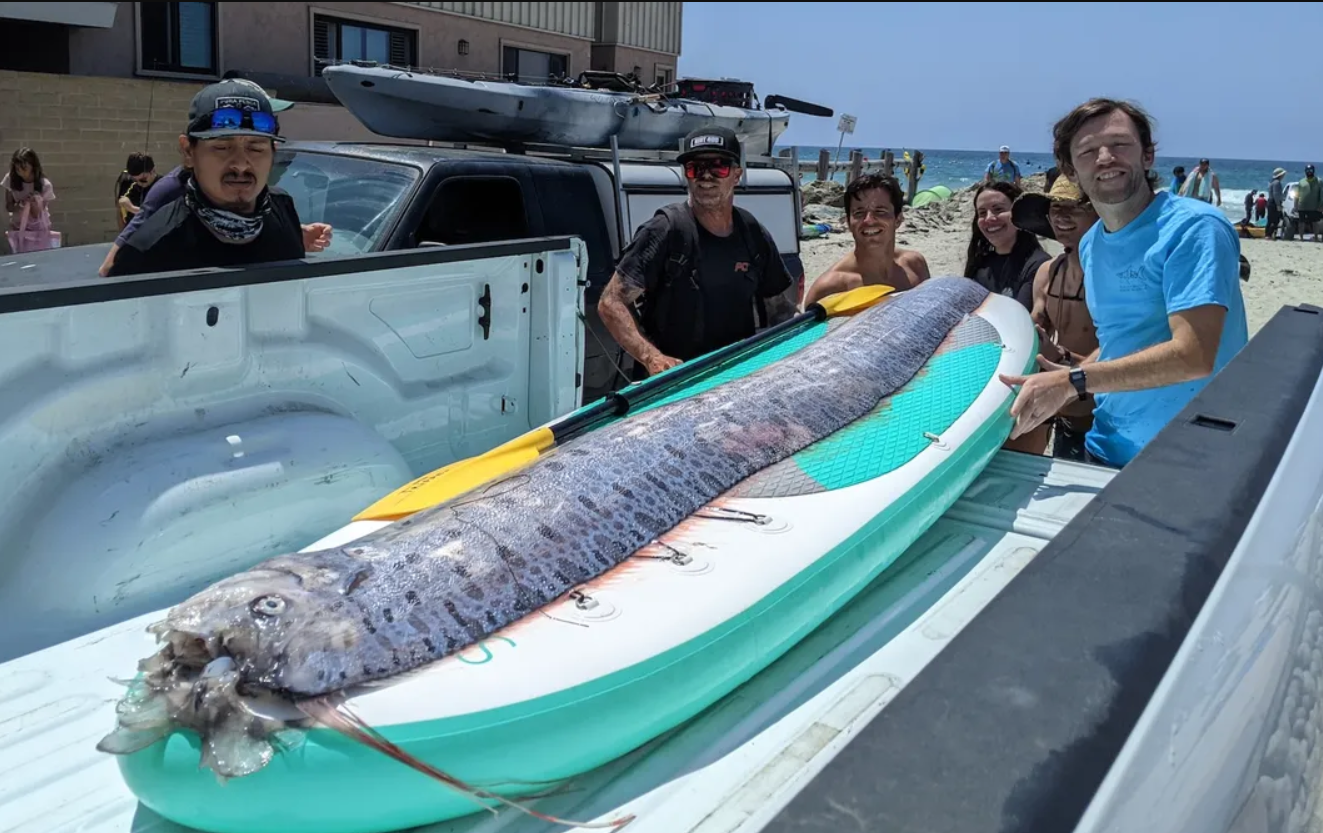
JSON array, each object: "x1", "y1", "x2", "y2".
[{"x1": 299, "y1": 698, "x2": 635, "y2": 830}]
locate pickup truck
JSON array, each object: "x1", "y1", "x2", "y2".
[
  {"x1": 3, "y1": 179, "x2": 1323, "y2": 832},
  {"x1": 0, "y1": 139, "x2": 807, "y2": 405}
]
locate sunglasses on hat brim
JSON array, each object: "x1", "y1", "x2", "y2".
[{"x1": 189, "y1": 108, "x2": 279, "y2": 137}]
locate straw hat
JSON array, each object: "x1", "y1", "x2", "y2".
[{"x1": 1012, "y1": 176, "x2": 1089, "y2": 241}]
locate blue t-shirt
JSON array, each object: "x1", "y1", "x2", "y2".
[
  {"x1": 1079, "y1": 191, "x2": 1249, "y2": 467},
  {"x1": 986, "y1": 159, "x2": 1020, "y2": 182}
]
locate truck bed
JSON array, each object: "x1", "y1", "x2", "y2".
[{"x1": 0, "y1": 451, "x2": 1113, "y2": 833}]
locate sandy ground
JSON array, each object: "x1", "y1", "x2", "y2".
[{"x1": 799, "y1": 180, "x2": 1323, "y2": 336}]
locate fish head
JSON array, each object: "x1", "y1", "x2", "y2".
[{"x1": 157, "y1": 552, "x2": 372, "y2": 694}]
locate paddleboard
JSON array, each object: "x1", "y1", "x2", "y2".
[{"x1": 117, "y1": 285, "x2": 1038, "y2": 833}]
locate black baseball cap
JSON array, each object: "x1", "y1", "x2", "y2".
[
  {"x1": 677, "y1": 126, "x2": 742, "y2": 164},
  {"x1": 186, "y1": 79, "x2": 286, "y2": 142}
]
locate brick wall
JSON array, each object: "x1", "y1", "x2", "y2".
[{"x1": 0, "y1": 70, "x2": 208, "y2": 247}]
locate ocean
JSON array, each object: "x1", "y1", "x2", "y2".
[{"x1": 777, "y1": 145, "x2": 1316, "y2": 224}]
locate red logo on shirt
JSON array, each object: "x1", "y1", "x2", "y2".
[{"x1": 734, "y1": 261, "x2": 750, "y2": 272}]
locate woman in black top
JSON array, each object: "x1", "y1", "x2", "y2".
[{"x1": 963, "y1": 181, "x2": 1050, "y2": 313}]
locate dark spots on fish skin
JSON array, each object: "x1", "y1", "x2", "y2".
[
  {"x1": 444, "y1": 632, "x2": 459, "y2": 652},
  {"x1": 537, "y1": 523, "x2": 564, "y2": 543},
  {"x1": 612, "y1": 519, "x2": 626, "y2": 532},
  {"x1": 545, "y1": 460, "x2": 566, "y2": 472},
  {"x1": 632, "y1": 510, "x2": 660, "y2": 528},
  {"x1": 612, "y1": 483, "x2": 636, "y2": 500},
  {"x1": 464, "y1": 582, "x2": 486, "y2": 602},
  {"x1": 382, "y1": 608, "x2": 394, "y2": 623},
  {"x1": 405, "y1": 552, "x2": 421, "y2": 565},
  {"x1": 497, "y1": 543, "x2": 527, "y2": 568},
  {"x1": 484, "y1": 610, "x2": 499, "y2": 628},
  {"x1": 644, "y1": 473, "x2": 671, "y2": 493},
  {"x1": 340, "y1": 670, "x2": 348, "y2": 680},
  {"x1": 662, "y1": 463, "x2": 682, "y2": 478},
  {"x1": 663, "y1": 443, "x2": 686, "y2": 460},
  {"x1": 405, "y1": 590, "x2": 419, "y2": 605},
  {"x1": 700, "y1": 472, "x2": 724, "y2": 491},
  {"x1": 362, "y1": 616, "x2": 377, "y2": 635},
  {"x1": 577, "y1": 494, "x2": 607, "y2": 516},
  {"x1": 423, "y1": 637, "x2": 436, "y2": 654},
  {"x1": 444, "y1": 600, "x2": 469, "y2": 629},
  {"x1": 552, "y1": 568, "x2": 572, "y2": 585},
  {"x1": 452, "y1": 562, "x2": 471, "y2": 579}
]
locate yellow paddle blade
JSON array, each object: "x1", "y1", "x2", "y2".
[
  {"x1": 817, "y1": 284, "x2": 896, "y2": 316},
  {"x1": 353, "y1": 427, "x2": 556, "y2": 522}
]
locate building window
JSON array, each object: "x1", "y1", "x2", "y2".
[
  {"x1": 313, "y1": 13, "x2": 417, "y2": 76},
  {"x1": 502, "y1": 46, "x2": 568, "y2": 84},
  {"x1": 655, "y1": 66, "x2": 674, "y2": 88},
  {"x1": 139, "y1": 1, "x2": 219, "y2": 76}
]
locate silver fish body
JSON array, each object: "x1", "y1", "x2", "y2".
[{"x1": 98, "y1": 275, "x2": 990, "y2": 778}]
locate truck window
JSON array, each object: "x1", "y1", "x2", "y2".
[
  {"x1": 269, "y1": 150, "x2": 419, "y2": 257},
  {"x1": 418, "y1": 177, "x2": 529, "y2": 247}
]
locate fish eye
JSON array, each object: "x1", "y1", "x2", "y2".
[{"x1": 250, "y1": 595, "x2": 286, "y2": 618}]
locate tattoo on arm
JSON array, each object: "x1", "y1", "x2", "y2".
[{"x1": 596, "y1": 272, "x2": 664, "y2": 365}]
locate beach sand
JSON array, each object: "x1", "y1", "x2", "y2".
[{"x1": 798, "y1": 176, "x2": 1323, "y2": 335}]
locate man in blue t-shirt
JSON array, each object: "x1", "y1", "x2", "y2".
[
  {"x1": 999, "y1": 98, "x2": 1249, "y2": 468},
  {"x1": 985, "y1": 145, "x2": 1022, "y2": 186}
]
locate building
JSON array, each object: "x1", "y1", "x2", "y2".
[
  {"x1": 0, "y1": 2, "x2": 683, "y2": 246},
  {"x1": 0, "y1": 2, "x2": 682, "y2": 89}
]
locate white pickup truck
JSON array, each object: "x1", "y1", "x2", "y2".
[{"x1": 2, "y1": 150, "x2": 1323, "y2": 833}]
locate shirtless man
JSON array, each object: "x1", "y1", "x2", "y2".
[
  {"x1": 1012, "y1": 175, "x2": 1100, "y2": 460},
  {"x1": 803, "y1": 173, "x2": 930, "y2": 308}
]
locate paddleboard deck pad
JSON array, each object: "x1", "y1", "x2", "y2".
[{"x1": 108, "y1": 277, "x2": 1038, "y2": 833}]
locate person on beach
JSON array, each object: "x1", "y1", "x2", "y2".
[
  {"x1": 3, "y1": 147, "x2": 59, "y2": 253},
  {"x1": 114, "y1": 153, "x2": 158, "y2": 232},
  {"x1": 1296, "y1": 164, "x2": 1322, "y2": 241},
  {"x1": 1170, "y1": 166, "x2": 1187, "y2": 196},
  {"x1": 803, "y1": 173, "x2": 930, "y2": 307},
  {"x1": 985, "y1": 145, "x2": 1022, "y2": 186},
  {"x1": 98, "y1": 78, "x2": 324, "y2": 277},
  {"x1": 597, "y1": 126, "x2": 797, "y2": 380},
  {"x1": 965, "y1": 180, "x2": 1052, "y2": 455},
  {"x1": 1267, "y1": 167, "x2": 1287, "y2": 239},
  {"x1": 963, "y1": 181, "x2": 1052, "y2": 313},
  {"x1": 106, "y1": 80, "x2": 326, "y2": 277},
  {"x1": 999, "y1": 98, "x2": 1249, "y2": 469},
  {"x1": 1013, "y1": 176, "x2": 1100, "y2": 461},
  {"x1": 1179, "y1": 158, "x2": 1221, "y2": 206}
]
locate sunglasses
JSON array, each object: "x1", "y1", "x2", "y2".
[
  {"x1": 191, "y1": 108, "x2": 278, "y2": 136},
  {"x1": 684, "y1": 159, "x2": 733, "y2": 179}
]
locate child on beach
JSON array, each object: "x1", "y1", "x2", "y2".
[{"x1": 3, "y1": 147, "x2": 59, "y2": 253}]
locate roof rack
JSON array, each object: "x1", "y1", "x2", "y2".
[{"x1": 416, "y1": 138, "x2": 796, "y2": 173}]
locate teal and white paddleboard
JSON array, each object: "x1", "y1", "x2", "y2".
[{"x1": 117, "y1": 286, "x2": 1038, "y2": 833}]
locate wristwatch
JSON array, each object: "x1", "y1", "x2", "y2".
[{"x1": 1069, "y1": 366, "x2": 1088, "y2": 401}]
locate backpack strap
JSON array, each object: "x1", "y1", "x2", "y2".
[{"x1": 657, "y1": 201, "x2": 701, "y2": 291}]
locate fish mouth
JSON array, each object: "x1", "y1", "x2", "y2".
[{"x1": 96, "y1": 622, "x2": 309, "y2": 780}]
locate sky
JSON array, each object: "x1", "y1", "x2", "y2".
[{"x1": 677, "y1": 1, "x2": 1322, "y2": 161}]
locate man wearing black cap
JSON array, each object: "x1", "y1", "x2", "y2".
[
  {"x1": 106, "y1": 79, "x2": 315, "y2": 277},
  {"x1": 597, "y1": 126, "x2": 795, "y2": 378}
]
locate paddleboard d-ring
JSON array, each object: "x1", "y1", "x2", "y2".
[
  {"x1": 552, "y1": 589, "x2": 621, "y2": 625},
  {"x1": 923, "y1": 431, "x2": 951, "y2": 452},
  {"x1": 640, "y1": 540, "x2": 715, "y2": 577}
]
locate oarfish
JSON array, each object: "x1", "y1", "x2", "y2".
[{"x1": 97, "y1": 276, "x2": 990, "y2": 822}]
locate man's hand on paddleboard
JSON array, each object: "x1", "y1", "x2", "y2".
[{"x1": 999, "y1": 354, "x2": 1076, "y2": 439}]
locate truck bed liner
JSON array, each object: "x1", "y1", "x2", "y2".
[{"x1": 0, "y1": 451, "x2": 1113, "y2": 833}]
